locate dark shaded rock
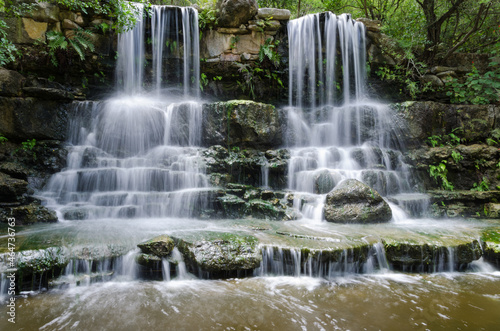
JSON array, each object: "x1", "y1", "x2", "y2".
[
  {"x1": 384, "y1": 240, "x2": 482, "y2": 272},
  {"x1": 202, "y1": 100, "x2": 282, "y2": 149},
  {"x1": 427, "y1": 190, "x2": 500, "y2": 218},
  {"x1": 324, "y1": 179, "x2": 392, "y2": 223},
  {"x1": 22, "y1": 87, "x2": 74, "y2": 101},
  {"x1": 173, "y1": 232, "x2": 261, "y2": 276},
  {"x1": 137, "y1": 235, "x2": 175, "y2": 257},
  {"x1": 0, "y1": 97, "x2": 69, "y2": 141},
  {"x1": 219, "y1": 194, "x2": 246, "y2": 218},
  {"x1": 394, "y1": 101, "x2": 500, "y2": 147},
  {"x1": 0, "y1": 172, "x2": 28, "y2": 202},
  {"x1": 244, "y1": 199, "x2": 286, "y2": 220},
  {"x1": 216, "y1": 0, "x2": 258, "y2": 28},
  {"x1": 0, "y1": 68, "x2": 25, "y2": 96},
  {"x1": 136, "y1": 253, "x2": 162, "y2": 268},
  {"x1": 0, "y1": 201, "x2": 58, "y2": 225}
]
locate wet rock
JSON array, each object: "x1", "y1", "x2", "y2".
[
  {"x1": 0, "y1": 172, "x2": 28, "y2": 202},
  {"x1": 0, "y1": 201, "x2": 58, "y2": 225},
  {"x1": 324, "y1": 179, "x2": 392, "y2": 223},
  {"x1": 313, "y1": 170, "x2": 336, "y2": 194},
  {"x1": 137, "y1": 235, "x2": 175, "y2": 257},
  {"x1": 173, "y1": 232, "x2": 261, "y2": 275},
  {"x1": 482, "y1": 229, "x2": 500, "y2": 266},
  {"x1": 136, "y1": 253, "x2": 162, "y2": 268},
  {"x1": 0, "y1": 69, "x2": 25, "y2": 97},
  {"x1": 62, "y1": 208, "x2": 89, "y2": 220},
  {"x1": 244, "y1": 199, "x2": 286, "y2": 220},
  {"x1": 384, "y1": 240, "x2": 482, "y2": 272},
  {"x1": 216, "y1": 0, "x2": 258, "y2": 28},
  {"x1": 14, "y1": 247, "x2": 68, "y2": 275},
  {"x1": 219, "y1": 194, "x2": 246, "y2": 218},
  {"x1": 202, "y1": 100, "x2": 282, "y2": 149}
]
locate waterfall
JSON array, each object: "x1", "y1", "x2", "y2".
[
  {"x1": 116, "y1": 5, "x2": 200, "y2": 96},
  {"x1": 41, "y1": 6, "x2": 208, "y2": 221},
  {"x1": 286, "y1": 13, "x2": 428, "y2": 222}
]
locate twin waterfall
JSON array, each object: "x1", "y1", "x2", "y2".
[{"x1": 42, "y1": 9, "x2": 424, "y2": 224}]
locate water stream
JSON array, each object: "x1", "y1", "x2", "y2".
[{"x1": 1, "y1": 6, "x2": 499, "y2": 330}]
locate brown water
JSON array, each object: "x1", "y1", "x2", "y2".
[{"x1": 2, "y1": 271, "x2": 500, "y2": 330}]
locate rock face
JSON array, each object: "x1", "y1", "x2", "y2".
[
  {"x1": 324, "y1": 179, "x2": 392, "y2": 223},
  {"x1": 216, "y1": 0, "x2": 258, "y2": 28},
  {"x1": 0, "y1": 97, "x2": 69, "y2": 141},
  {"x1": 137, "y1": 235, "x2": 175, "y2": 257},
  {"x1": 202, "y1": 100, "x2": 283, "y2": 149}
]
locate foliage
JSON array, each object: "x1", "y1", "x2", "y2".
[
  {"x1": 471, "y1": 177, "x2": 490, "y2": 191},
  {"x1": 46, "y1": 29, "x2": 95, "y2": 66},
  {"x1": 258, "y1": 38, "x2": 281, "y2": 68},
  {"x1": 0, "y1": 20, "x2": 17, "y2": 66},
  {"x1": 446, "y1": 58, "x2": 500, "y2": 105},
  {"x1": 451, "y1": 150, "x2": 463, "y2": 164},
  {"x1": 429, "y1": 160, "x2": 454, "y2": 191},
  {"x1": 426, "y1": 128, "x2": 463, "y2": 147},
  {"x1": 0, "y1": 135, "x2": 7, "y2": 144},
  {"x1": 15, "y1": 138, "x2": 37, "y2": 161},
  {"x1": 197, "y1": 0, "x2": 218, "y2": 30}
]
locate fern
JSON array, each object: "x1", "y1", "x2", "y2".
[{"x1": 46, "y1": 28, "x2": 95, "y2": 65}]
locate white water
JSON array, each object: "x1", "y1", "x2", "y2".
[
  {"x1": 287, "y1": 13, "x2": 427, "y2": 222},
  {"x1": 41, "y1": 5, "x2": 207, "y2": 221}
]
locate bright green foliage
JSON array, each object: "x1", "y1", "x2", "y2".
[
  {"x1": 197, "y1": 0, "x2": 218, "y2": 30},
  {"x1": 429, "y1": 161, "x2": 454, "y2": 191},
  {"x1": 0, "y1": 135, "x2": 8, "y2": 144},
  {"x1": 472, "y1": 177, "x2": 490, "y2": 191},
  {"x1": 451, "y1": 150, "x2": 463, "y2": 164},
  {"x1": 446, "y1": 59, "x2": 500, "y2": 105},
  {"x1": 46, "y1": 29, "x2": 95, "y2": 66}
]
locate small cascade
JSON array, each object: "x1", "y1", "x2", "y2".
[
  {"x1": 40, "y1": 6, "x2": 209, "y2": 221},
  {"x1": 255, "y1": 243, "x2": 391, "y2": 278},
  {"x1": 171, "y1": 247, "x2": 188, "y2": 280},
  {"x1": 286, "y1": 12, "x2": 427, "y2": 221},
  {"x1": 57, "y1": 249, "x2": 140, "y2": 287}
]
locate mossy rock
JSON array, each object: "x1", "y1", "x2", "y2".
[{"x1": 137, "y1": 235, "x2": 175, "y2": 257}]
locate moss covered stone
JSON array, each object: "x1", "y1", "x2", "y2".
[{"x1": 137, "y1": 235, "x2": 175, "y2": 257}]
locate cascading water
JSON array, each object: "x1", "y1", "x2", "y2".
[
  {"x1": 286, "y1": 13, "x2": 428, "y2": 222},
  {"x1": 41, "y1": 5, "x2": 210, "y2": 222}
]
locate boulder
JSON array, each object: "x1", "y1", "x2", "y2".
[
  {"x1": 257, "y1": 8, "x2": 291, "y2": 20},
  {"x1": 202, "y1": 100, "x2": 282, "y2": 149},
  {"x1": 0, "y1": 69, "x2": 25, "y2": 97},
  {"x1": 216, "y1": 0, "x2": 258, "y2": 28},
  {"x1": 137, "y1": 235, "x2": 175, "y2": 257},
  {"x1": 324, "y1": 179, "x2": 392, "y2": 223},
  {"x1": 173, "y1": 232, "x2": 261, "y2": 274}
]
